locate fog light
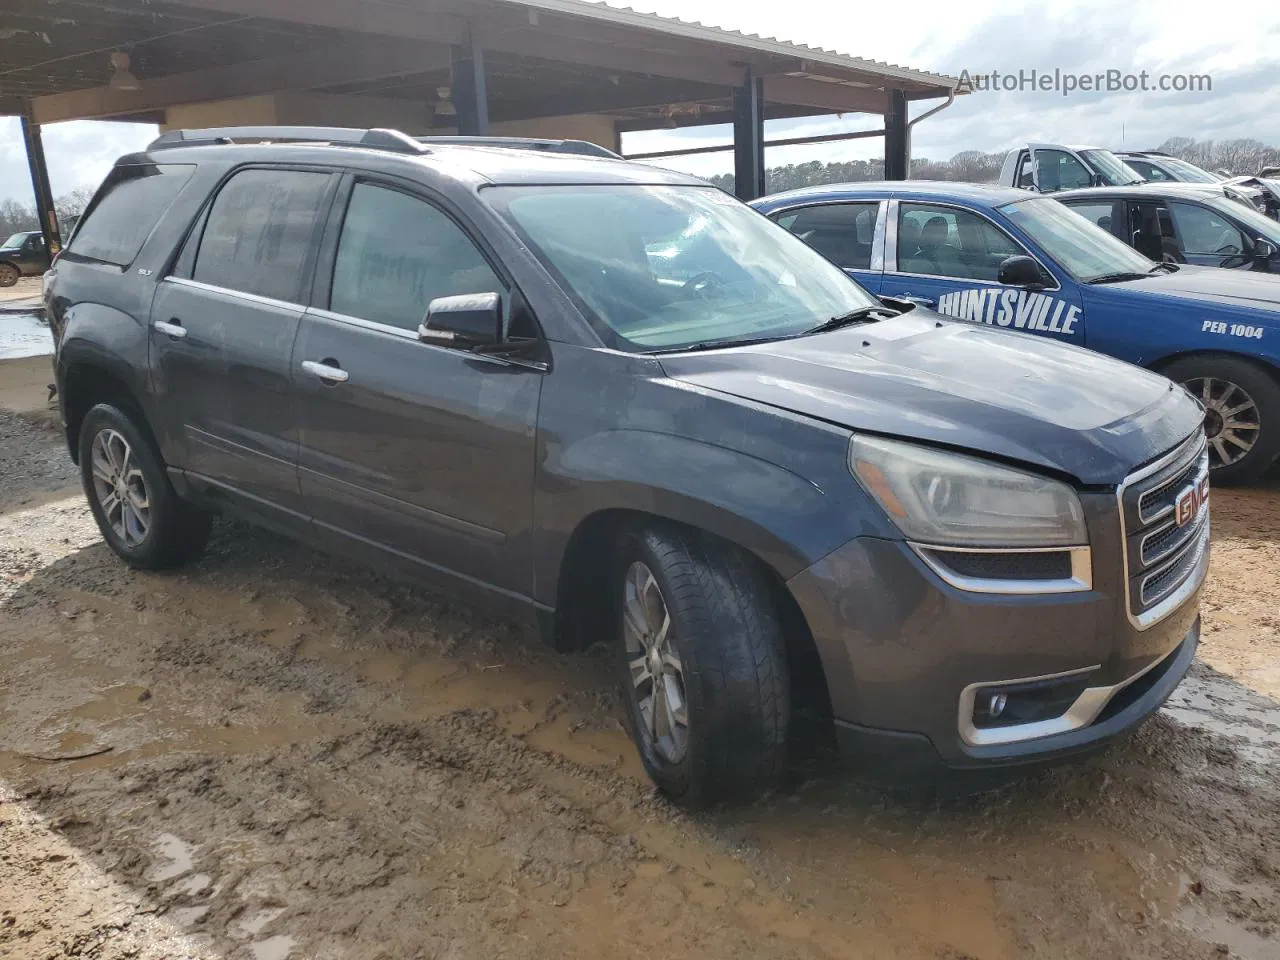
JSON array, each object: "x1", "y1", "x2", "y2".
[{"x1": 988, "y1": 692, "x2": 1008, "y2": 718}]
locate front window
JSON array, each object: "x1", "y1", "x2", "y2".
[
  {"x1": 896, "y1": 203, "x2": 1023, "y2": 281},
  {"x1": 1159, "y1": 158, "x2": 1221, "y2": 184},
  {"x1": 487, "y1": 185, "x2": 881, "y2": 352},
  {"x1": 3, "y1": 233, "x2": 28, "y2": 249},
  {"x1": 1204, "y1": 196, "x2": 1280, "y2": 244},
  {"x1": 1078, "y1": 149, "x2": 1144, "y2": 186},
  {"x1": 1034, "y1": 150, "x2": 1093, "y2": 191},
  {"x1": 1000, "y1": 197, "x2": 1154, "y2": 282}
]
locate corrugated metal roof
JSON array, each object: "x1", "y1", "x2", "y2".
[{"x1": 501, "y1": 0, "x2": 960, "y2": 91}]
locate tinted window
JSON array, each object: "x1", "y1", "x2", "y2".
[
  {"x1": 774, "y1": 203, "x2": 878, "y2": 269},
  {"x1": 1168, "y1": 201, "x2": 1246, "y2": 256},
  {"x1": 1062, "y1": 200, "x2": 1120, "y2": 234},
  {"x1": 330, "y1": 183, "x2": 502, "y2": 331},
  {"x1": 68, "y1": 164, "x2": 194, "y2": 266},
  {"x1": 193, "y1": 169, "x2": 331, "y2": 302},
  {"x1": 1033, "y1": 150, "x2": 1093, "y2": 191},
  {"x1": 897, "y1": 203, "x2": 1022, "y2": 281},
  {"x1": 1125, "y1": 158, "x2": 1171, "y2": 182}
]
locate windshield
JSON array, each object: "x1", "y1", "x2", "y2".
[
  {"x1": 1159, "y1": 157, "x2": 1221, "y2": 183},
  {"x1": 1079, "y1": 149, "x2": 1144, "y2": 185},
  {"x1": 1207, "y1": 195, "x2": 1280, "y2": 243},
  {"x1": 487, "y1": 184, "x2": 881, "y2": 352},
  {"x1": 2, "y1": 232, "x2": 28, "y2": 249},
  {"x1": 1000, "y1": 197, "x2": 1155, "y2": 282}
]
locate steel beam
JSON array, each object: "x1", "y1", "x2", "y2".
[
  {"x1": 732, "y1": 73, "x2": 765, "y2": 201},
  {"x1": 20, "y1": 112, "x2": 62, "y2": 255},
  {"x1": 451, "y1": 41, "x2": 490, "y2": 136},
  {"x1": 884, "y1": 88, "x2": 909, "y2": 180}
]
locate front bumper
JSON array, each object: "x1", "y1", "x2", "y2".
[{"x1": 786, "y1": 493, "x2": 1204, "y2": 777}]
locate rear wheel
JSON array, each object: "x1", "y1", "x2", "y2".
[
  {"x1": 78, "y1": 403, "x2": 213, "y2": 569},
  {"x1": 0, "y1": 262, "x2": 19, "y2": 287},
  {"x1": 1163, "y1": 356, "x2": 1280, "y2": 484},
  {"x1": 615, "y1": 525, "x2": 789, "y2": 808}
]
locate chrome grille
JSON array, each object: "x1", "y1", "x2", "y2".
[{"x1": 1119, "y1": 434, "x2": 1210, "y2": 629}]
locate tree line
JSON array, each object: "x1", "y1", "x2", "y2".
[
  {"x1": 705, "y1": 137, "x2": 1280, "y2": 195},
  {"x1": 0, "y1": 187, "x2": 95, "y2": 242}
]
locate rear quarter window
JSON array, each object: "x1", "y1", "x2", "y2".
[{"x1": 67, "y1": 163, "x2": 195, "y2": 266}]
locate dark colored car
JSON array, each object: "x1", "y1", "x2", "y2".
[
  {"x1": 0, "y1": 229, "x2": 51, "y2": 286},
  {"x1": 46, "y1": 127, "x2": 1207, "y2": 806},
  {"x1": 1056, "y1": 182, "x2": 1280, "y2": 271},
  {"x1": 754, "y1": 181, "x2": 1280, "y2": 483}
]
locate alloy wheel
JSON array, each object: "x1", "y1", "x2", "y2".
[
  {"x1": 1184, "y1": 377, "x2": 1261, "y2": 468},
  {"x1": 90, "y1": 428, "x2": 151, "y2": 547},
  {"x1": 623, "y1": 560, "x2": 689, "y2": 764}
]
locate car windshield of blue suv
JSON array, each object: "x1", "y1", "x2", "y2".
[
  {"x1": 1000, "y1": 197, "x2": 1156, "y2": 282},
  {"x1": 488, "y1": 184, "x2": 882, "y2": 351}
]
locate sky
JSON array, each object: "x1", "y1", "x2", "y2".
[{"x1": 3, "y1": 0, "x2": 1279, "y2": 204}]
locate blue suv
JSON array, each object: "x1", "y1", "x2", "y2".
[{"x1": 755, "y1": 182, "x2": 1280, "y2": 483}]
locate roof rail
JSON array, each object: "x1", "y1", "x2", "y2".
[
  {"x1": 416, "y1": 136, "x2": 621, "y2": 159},
  {"x1": 148, "y1": 126, "x2": 426, "y2": 155}
]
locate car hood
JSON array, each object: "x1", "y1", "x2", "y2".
[
  {"x1": 1105, "y1": 265, "x2": 1280, "y2": 312},
  {"x1": 660, "y1": 313, "x2": 1202, "y2": 486}
]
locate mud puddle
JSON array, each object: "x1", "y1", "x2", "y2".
[{"x1": 2, "y1": 413, "x2": 1279, "y2": 960}]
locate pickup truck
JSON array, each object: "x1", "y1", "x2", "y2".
[
  {"x1": 754, "y1": 180, "x2": 1280, "y2": 482},
  {"x1": 0, "y1": 230, "x2": 51, "y2": 286},
  {"x1": 997, "y1": 143, "x2": 1145, "y2": 192}
]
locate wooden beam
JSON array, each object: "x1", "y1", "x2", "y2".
[
  {"x1": 473, "y1": 26, "x2": 745, "y2": 88},
  {"x1": 165, "y1": 0, "x2": 468, "y2": 42},
  {"x1": 32, "y1": 39, "x2": 453, "y2": 124},
  {"x1": 762, "y1": 76, "x2": 887, "y2": 115}
]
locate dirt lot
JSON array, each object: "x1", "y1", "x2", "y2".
[{"x1": 1, "y1": 370, "x2": 1278, "y2": 960}]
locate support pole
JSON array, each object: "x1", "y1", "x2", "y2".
[
  {"x1": 21, "y1": 111, "x2": 61, "y2": 254},
  {"x1": 732, "y1": 72, "x2": 765, "y2": 201},
  {"x1": 884, "y1": 88, "x2": 909, "y2": 181},
  {"x1": 451, "y1": 38, "x2": 490, "y2": 136}
]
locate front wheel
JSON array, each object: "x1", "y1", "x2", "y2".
[
  {"x1": 1163, "y1": 356, "x2": 1280, "y2": 484},
  {"x1": 0, "y1": 262, "x2": 19, "y2": 287},
  {"x1": 615, "y1": 525, "x2": 789, "y2": 808}
]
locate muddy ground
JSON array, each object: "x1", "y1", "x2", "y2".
[{"x1": 1, "y1": 398, "x2": 1278, "y2": 960}]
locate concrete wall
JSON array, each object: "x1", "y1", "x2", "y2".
[{"x1": 163, "y1": 94, "x2": 619, "y2": 150}]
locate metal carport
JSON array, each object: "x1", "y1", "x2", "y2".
[{"x1": 1, "y1": 0, "x2": 960, "y2": 253}]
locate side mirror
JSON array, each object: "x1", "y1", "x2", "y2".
[
  {"x1": 419, "y1": 292, "x2": 502, "y2": 348},
  {"x1": 997, "y1": 255, "x2": 1046, "y2": 288},
  {"x1": 1254, "y1": 238, "x2": 1276, "y2": 260}
]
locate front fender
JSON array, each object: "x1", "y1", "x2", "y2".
[{"x1": 532, "y1": 428, "x2": 879, "y2": 606}]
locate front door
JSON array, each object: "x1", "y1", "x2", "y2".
[
  {"x1": 295, "y1": 179, "x2": 542, "y2": 596},
  {"x1": 150, "y1": 166, "x2": 336, "y2": 532},
  {"x1": 880, "y1": 200, "x2": 1087, "y2": 344},
  {"x1": 770, "y1": 201, "x2": 885, "y2": 292}
]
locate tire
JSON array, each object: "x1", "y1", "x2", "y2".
[
  {"x1": 0, "y1": 262, "x2": 19, "y2": 287},
  {"x1": 1163, "y1": 356, "x2": 1280, "y2": 485},
  {"x1": 614, "y1": 524, "x2": 789, "y2": 808},
  {"x1": 78, "y1": 403, "x2": 213, "y2": 569}
]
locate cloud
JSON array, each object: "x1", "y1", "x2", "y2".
[
  {"x1": 3, "y1": 0, "x2": 1278, "y2": 197},
  {"x1": 0, "y1": 119, "x2": 157, "y2": 206}
]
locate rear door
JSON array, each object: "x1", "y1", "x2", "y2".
[
  {"x1": 150, "y1": 166, "x2": 337, "y2": 533},
  {"x1": 880, "y1": 199, "x2": 1086, "y2": 343},
  {"x1": 294, "y1": 176, "x2": 542, "y2": 596},
  {"x1": 770, "y1": 201, "x2": 886, "y2": 292}
]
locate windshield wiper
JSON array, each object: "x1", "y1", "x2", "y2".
[
  {"x1": 650, "y1": 334, "x2": 795, "y2": 354},
  {"x1": 1086, "y1": 271, "x2": 1151, "y2": 284},
  {"x1": 804, "y1": 305, "x2": 900, "y2": 335}
]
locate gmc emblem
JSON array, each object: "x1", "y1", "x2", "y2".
[{"x1": 1175, "y1": 475, "x2": 1210, "y2": 528}]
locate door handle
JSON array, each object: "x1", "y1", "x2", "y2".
[
  {"x1": 901, "y1": 294, "x2": 936, "y2": 307},
  {"x1": 153, "y1": 319, "x2": 187, "y2": 339},
  {"x1": 301, "y1": 359, "x2": 349, "y2": 384}
]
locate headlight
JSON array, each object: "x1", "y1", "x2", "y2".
[{"x1": 849, "y1": 436, "x2": 1087, "y2": 547}]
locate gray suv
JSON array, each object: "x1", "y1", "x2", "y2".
[{"x1": 46, "y1": 127, "x2": 1208, "y2": 807}]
